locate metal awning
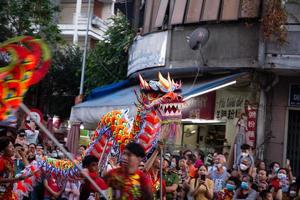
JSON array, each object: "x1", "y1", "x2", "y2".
[
  {"x1": 70, "y1": 72, "x2": 249, "y2": 129},
  {"x1": 183, "y1": 72, "x2": 248, "y2": 101}
]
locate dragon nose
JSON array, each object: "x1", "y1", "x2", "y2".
[
  {"x1": 163, "y1": 92, "x2": 181, "y2": 102},
  {"x1": 177, "y1": 95, "x2": 183, "y2": 101}
]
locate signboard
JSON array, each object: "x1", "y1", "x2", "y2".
[
  {"x1": 182, "y1": 92, "x2": 216, "y2": 119},
  {"x1": 245, "y1": 102, "x2": 257, "y2": 147},
  {"x1": 127, "y1": 31, "x2": 168, "y2": 76},
  {"x1": 289, "y1": 84, "x2": 300, "y2": 106},
  {"x1": 215, "y1": 89, "x2": 252, "y2": 120}
]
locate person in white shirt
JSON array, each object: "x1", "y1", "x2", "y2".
[{"x1": 25, "y1": 120, "x2": 39, "y2": 145}]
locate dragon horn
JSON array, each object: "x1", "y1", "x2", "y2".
[
  {"x1": 167, "y1": 73, "x2": 172, "y2": 86},
  {"x1": 158, "y1": 72, "x2": 170, "y2": 89},
  {"x1": 138, "y1": 74, "x2": 149, "y2": 89}
]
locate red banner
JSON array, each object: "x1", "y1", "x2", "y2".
[{"x1": 245, "y1": 102, "x2": 257, "y2": 147}]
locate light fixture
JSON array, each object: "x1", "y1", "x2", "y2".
[
  {"x1": 183, "y1": 80, "x2": 236, "y2": 101},
  {"x1": 182, "y1": 119, "x2": 226, "y2": 124},
  {"x1": 80, "y1": 124, "x2": 84, "y2": 130}
]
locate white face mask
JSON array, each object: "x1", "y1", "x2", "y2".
[
  {"x1": 241, "y1": 152, "x2": 249, "y2": 157},
  {"x1": 216, "y1": 163, "x2": 222, "y2": 169},
  {"x1": 277, "y1": 173, "x2": 287, "y2": 180},
  {"x1": 240, "y1": 163, "x2": 248, "y2": 171},
  {"x1": 289, "y1": 191, "x2": 297, "y2": 197}
]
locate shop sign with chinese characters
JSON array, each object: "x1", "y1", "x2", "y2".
[
  {"x1": 214, "y1": 89, "x2": 251, "y2": 120},
  {"x1": 245, "y1": 102, "x2": 257, "y2": 147}
]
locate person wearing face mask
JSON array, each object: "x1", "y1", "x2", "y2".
[
  {"x1": 288, "y1": 183, "x2": 299, "y2": 200},
  {"x1": 209, "y1": 154, "x2": 230, "y2": 193},
  {"x1": 234, "y1": 175, "x2": 257, "y2": 200},
  {"x1": 185, "y1": 165, "x2": 214, "y2": 200},
  {"x1": 216, "y1": 177, "x2": 239, "y2": 200},
  {"x1": 186, "y1": 154, "x2": 198, "y2": 179},
  {"x1": 270, "y1": 168, "x2": 292, "y2": 200},
  {"x1": 239, "y1": 158, "x2": 252, "y2": 177},
  {"x1": 269, "y1": 162, "x2": 281, "y2": 180},
  {"x1": 162, "y1": 154, "x2": 179, "y2": 200},
  {"x1": 235, "y1": 144, "x2": 254, "y2": 173}
]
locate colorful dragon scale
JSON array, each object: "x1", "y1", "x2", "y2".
[{"x1": 86, "y1": 72, "x2": 184, "y2": 168}]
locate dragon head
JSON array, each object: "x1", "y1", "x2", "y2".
[{"x1": 137, "y1": 72, "x2": 184, "y2": 119}]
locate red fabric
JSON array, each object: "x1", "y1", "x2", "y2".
[
  {"x1": 147, "y1": 171, "x2": 166, "y2": 198},
  {"x1": 106, "y1": 167, "x2": 152, "y2": 199},
  {"x1": 0, "y1": 156, "x2": 15, "y2": 200},
  {"x1": 88, "y1": 172, "x2": 108, "y2": 191},
  {"x1": 44, "y1": 177, "x2": 60, "y2": 197},
  {"x1": 270, "y1": 178, "x2": 281, "y2": 192}
]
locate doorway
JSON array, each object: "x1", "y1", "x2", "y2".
[{"x1": 287, "y1": 110, "x2": 300, "y2": 177}]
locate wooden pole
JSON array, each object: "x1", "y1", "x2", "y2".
[
  {"x1": 20, "y1": 103, "x2": 107, "y2": 199},
  {"x1": 160, "y1": 143, "x2": 163, "y2": 200},
  {"x1": 98, "y1": 139, "x2": 109, "y2": 170}
]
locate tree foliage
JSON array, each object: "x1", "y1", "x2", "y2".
[
  {"x1": 85, "y1": 14, "x2": 135, "y2": 95},
  {"x1": 0, "y1": 0, "x2": 63, "y2": 45},
  {"x1": 24, "y1": 46, "x2": 82, "y2": 119}
]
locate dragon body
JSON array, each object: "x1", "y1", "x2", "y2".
[
  {"x1": 86, "y1": 72, "x2": 184, "y2": 169},
  {"x1": 1, "y1": 36, "x2": 184, "y2": 199}
]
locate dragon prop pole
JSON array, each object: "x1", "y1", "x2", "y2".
[
  {"x1": 98, "y1": 139, "x2": 109, "y2": 170},
  {"x1": 160, "y1": 144, "x2": 163, "y2": 200},
  {"x1": 20, "y1": 103, "x2": 108, "y2": 199}
]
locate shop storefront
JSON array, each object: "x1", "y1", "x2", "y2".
[{"x1": 180, "y1": 78, "x2": 258, "y2": 161}]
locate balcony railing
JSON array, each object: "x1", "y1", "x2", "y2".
[{"x1": 58, "y1": 12, "x2": 109, "y2": 40}]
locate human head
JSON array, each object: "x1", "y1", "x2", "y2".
[
  {"x1": 163, "y1": 153, "x2": 171, "y2": 170},
  {"x1": 239, "y1": 158, "x2": 251, "y2": 172},
  {"x1": 14, "y1": 143, "x2": 24, "y2": 158},
  {"x1": 215, "y1": 154, "x2": 226, "y2": 168},
  {"x1": 82, "y1": 155, "x2": 99, "y2": 172},
  {"x1": 241, "y1": 144, "x2": 251, "y2": 155},
  {"x1": 241, "y1": 113, "x2": 247, "y2": 120},
  {"x1": 277, "y1": 168, "x2": 288, "y2": 181},
  {"x1": 258, "y1": 181, "x2": 269, "y2": 192},
  {"x1": 179, "y1": 158, "x2": 186, "y2": 169},
  {"x1": 289, "y1": 183, "x2": 298, "y2": 198},
  {"x1": 269, "y1": 162, "x2": 280, "y2": 174},
  {"x1": 27, "y1": 152, "x2": 36, "y2": 163},
  {"x1": 198, "y1": 165, "x2": 208, "y2": 176},
  {"x1": 28, "y1": 143, "x2": 36, "y2": 154},
  {"x1": 79, "y1": 145, "x2": 87, "y2": 155},
  {"x1": 171, "y1": 157, "x2": 177, "y2": 169},
  {"x1": 153, "y1": 157, "x2": 160, "y2": 170},
  {"x1": 17, "y1": 129, "x2": 26, "y2": 139},
  {"x1": 256, "y1": 160, "x2": 266, "y2": 170},
  {"x1": 260, "y1": 190, "x2": 273, "y2": 200},
  {"x1": 231, "y1": 169, "x2": 240, "y2": 179},
  {"x1": 186, "y1": 154, "x2": 197, "y2": 166},
  {"x1": 258, "y1": 169, "x2": 268, "y2": 182},
  {"x1": 36, "y1": 144, "x2": 44, "y2": 156},
  {"x1": 0, "y1": 137, "x2": 14, "y2": 157},
  {"x1": 121, "y1": 142, "x2": 145, "y2": 171},
  {"x1": 241, "y1": 175, "x2": 253, "y2": 190},
  {"x1": 226, "y1": 177, "x2": 239, "y2": 192},
  {"x1": 183, "y1": 150, "x2": 192, "y2": 160},
  {"x1": 194, "y1": 150, "x2": 205, "y2": 160}
]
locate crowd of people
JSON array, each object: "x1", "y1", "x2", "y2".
[{"x1": 0, "y1": 128, "x2": 299, "y2": 200}]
